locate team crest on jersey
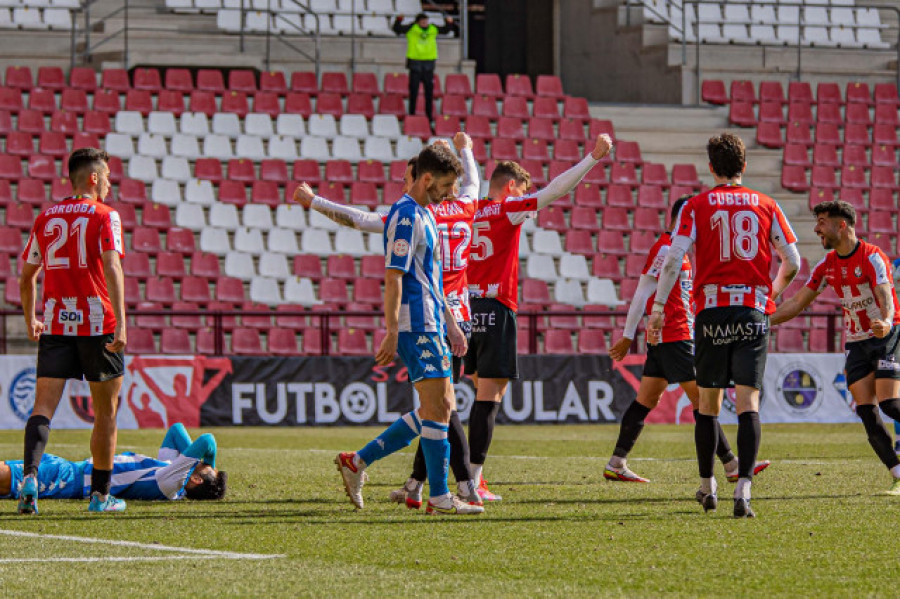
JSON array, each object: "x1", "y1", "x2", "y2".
[
  {"x1": 393, "y1": 240, "x2": 410, "y2": 257},
  {"x1": 486, "y1": 284, "x2": 500, "y2": 298},
  {"x1": 854, "y1": 266, "x2": 862, "y2": 278},
  {"x1": 399, "y1": 217, "x2": 412, "y2": 226}
]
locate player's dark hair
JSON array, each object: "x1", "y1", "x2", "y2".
[
  {"x1": 185, "y1": 469, "x2": 228, "y2": 500},
  {"x1": 415, "y1": 144, "x2": 462, "y2": 179},
  {"x1": 707, "y1": 133, "x2": 745, "y2": 179},
  {"x1": 67, "y1": 147, "x2": 109, "y2": 187},
  {"x1": 671, "y1": 194, "x2": 692, "y2": 221},
  {"x1": 813, "y1": 200, "x2": 856, "y2": 227},
  {"x1": 407, "y1": 157, "x2": 417, "y2": 180},
  {"x1": 489, "y1": 160, "x2": 532, "y2": 190}
]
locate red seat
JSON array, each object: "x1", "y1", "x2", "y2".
[
  {"x1": 615, "y1": 141, "x2": 642, "y2": 165},
  {"x1": 756, "y1": 122, "x2": 784, "y2": 148},
  {"x1": 28, "y1": 155, "x2": 57, "y2": 181},
  {"x1": 231, "y1": 328, "x2": 264, "y2": 355},
  {"x1": 145, "y1": 276, "x2": 176, "y2": 304},
  {"x1": 347, "y1": 72, "x2": 378, "y2": 97},
  {"x1": 251, "y1": 181, "x2": 280, "y2": 208},
  {"x1": 190, "y1": 252, "x2": 220, "y2": 279},
  {"x1": 560, "y1": 98, "x2": 589, "y2": 123},
  {"x1": 162, "y1": 67, "x2": 193, "y2": 92},
  {"x1": 841, "y1": 144, "x2": 868, "y2": 168},
  {"x1": 522, "y1": 139, "x2": 549, "y2": 162},
  {"x1": 603, "y1": 206, "x2": 631, "y2": 231},
  {"x1": 781, "y1": 165, "x2": 809, "y2": 192},
  {"x1": 27, "y1": 89, "x2": 56, "y2": 114},
  {"x1": 91, "y1": 90, "x2": 121, "y2": 115},
  {"x1": 353, "y1": 278, "x2": 382, "y2": 304},
  {"x1": 574, "y1": 183, "x2": 602, "y2": 207},
  {"x1": 535, "y1": 74, "x2": 563, "y2": 99},
  {"x1": 810, "y1": 165, "x2": 837, "y2": 189},
  {"x1": 122, "y1": 249, "x2": 149, "y2": 277},
  {"x1": 5, "y1": 66, "x2": 32, "y2": 90},
  {"x1": 349, "y1": 182, "x2": 378, "y2": 208},
  {"x1": 757, "y1": 81, "x2": 785, "y2": 105},
  {"x1": 195, "y1": 69, "x2": 225, "y2": 93},
  {"x1": 220, "y1": 91, "x2": 249, "y2": 117},
  {"x1": 155, "y1": 251, "x2": 185, "y2": 278},
  {"x1": 123, "y1": 277, "x2": 142, "y2": 306},
  {"x1": 558, "y1": 118, "x2": 584, "y2": 141},
  {"x1": 846, "y1": 82, "x2": 872, "y2": 106},
  {"x1": 786, "y1": 121, "x2": 813, "y2": 147},
  {"x1": 701, "y1": 80, "x2": 728, "y2": 105},
  {"x1": 840, "y1": 164, "x2": 866, "y2": 189},
  {"x1": 874, "y1": 104, "x2": 898, "y2": 126},
  {"x1": 292, "y1": 159, "x2": 321, "y2": 184},
  {"x1": 100, "y1": 68, "x2": 129, "y2": 92},
  {"x1": 125, "y1": 90, "x2": 153, "y2": 116},
  {"x1": 550, "y1": 139, "x2": 579, "y2": 163},
  {"x1": 82, "y1": 110, "x2": 111, "y2": 135},
  {"x1": 872, "y1": 144, "x2": 898, "y2": 168},
  {"x1": 219, "y1": 181, "x2": 248, "y2": 207},
  {"x1": 444, "y1": 73, "x2": 472, "y2": 98},
  {"x1": 609, "y1": 164, "x2": 638, "y2": 187},
  {"x1": 0, "y1": 226, "x2": 23, "y2": 252},
  {"x1": 638, "y1": 185, "x2": 667, "y2": 209},
  {"x1": 215, "y1": 277, "x2": 246, "y2": 304},
  {"x1": 0, "y1": 155, "x2": 21, "y2": 181},
  {"x1": 787, "y1": 81, "x2": 813, "y2": 106},
  {"x1": 335, "y1": 329, "x2": 368, "y2": 356},
  {"x1": 813, "y1": 102, "x2": 841, "y2": 125},
  {"x1": 194, "y1": 158, "x2": 223, "y2": 183},
  {"x1": 71, "y1": 132, "x2": 99, "y2": 151},
  {"x1": 807, "y1": 187, "x2": 834, "y2": 210},
  {"x1": 5, "y1": 132, "x2": 34, "y2": 156},
  {"x1": 381, "y1": 71, "x2": 408, "y2": 97},
  {"x1": 811, "y1": 123, "x2": 839, "y2": 147},
  {"x1": 375, "y1": 93, "x2": 404, "y2": 118},
  {"x1": 227, "y1": 158, "x2": 256, "y2": 182},
  {"x1": 869, "y1": 188, "x2": 896, "y2": 211},
  {"x1": 180, "y1": 275, "x2": 211, "y2": 304},
  {"x1": 502, "y1": 96, "x2": 530, "y2": 120},
  {"x1": 4, "y1": 202, "x2": 33, "y2": 228},
  {"x1": 134, "y1": 301, "x2": 166, "y2": 332},
  {"x1": 438, "y1": 96, "x2": 466, "y2": 119},
  {"x1": 132, "y1": 228, "x2": 162, "y2": 253},
  {"x1": 729, "y1": 101, "x2": 756, "y2": 126},
  {"x1": 166, "y1": 227, "x2": 196, "y2": 253},
  {"x1": 565, "y1": 230, "x2": 594, "y2": 255},
  {"x1": 226, "y1": 69, "x2": 255, "y2": 93},
  {"x1": 187, "y1": 91, "x2": 216, "y2": 117},
  {"x1": 775, "y1": 330, "x2": 805, "y2": 353},
  {"x1": 156, "y1": 90, "x2": 186, "y2": 116},
  {"x1": 497, "y1": 116, "x2": 525, "y2": 141},
  {"x1": 786, "y1": 101, "x2": 812, "y2": 125},
  {"x1": 872, "y1": 122, "x2": 897, "y2": 148},
  {"x1": 839, "y1": 188, "x2": 866, "y2": 215},
  {"x1": 321, "y1": 72, "x2": 348, "y2": 96},
  {"x1": 505, "y1": 74, "x2": 534, "y2": 98},
  {"x1": 522, "y1": 279, "x2": 551, "y2": 304},
  {"x1": 816, "y1": 83, "x2": 843, "y2": 105},
  {"x1": 475, "y1": 73, "x2": 503, "y2": 98},
  {"x1": 871, "y1": 166, "x2": 898, "y2": 189},
  {"x1": 845, "y1": 102, "x2": 871, "y2": 125},
  {"x1": 128, "y1": 328, "x2": 157, "y2": 354},
  {"x1": 50, "y1": 110, "x2": 79, "y2": 135},
  {"x1": 0, "y1": 110, "x2": 10, "y2": 135},
  {"x1": 462, "y1": 114, "x2": 491, "y2": 140},
  {"x1": 68, "y1": 67, "x2": 97, "y2": 91},
  {"x1": 634, "y1": 207, "x2": 661, "y2": 231},
  {"x1": 597, "y1": 230, "x2": 627, "y2": 255},
  {"x1": 532, "y1": 97, "x2": 559, "y2": 122},
  {"x1": 471, "y1": 95, "x2": 499, "y2": 120},
  {"x1": 17, "y1": 178, "x2": 46, "y2": 204},
  {"x1": 297, "y1": 327, "x2": 324, "y2": 355},
  {"x1": 290, "y1": 71, "x2": 318, "y2": 95},
  {"x1": 323, "y1": 159, "x2": 353, "y2": 184},
  {"x1": 639, "y1": 162, "x2": 667, "y2": 187},
  {"x1": 350, "y1": 160, "x2": 383, "y2": 186},
  {"x1": 281, "y1": 92, "x2": 312, "y2": 118},
  {"x1": 491, "y1": 138, "x2": 519, "y2": 161},
  {"x1": 133, "y1": 67, "x2": 161, "y2": 92},
  {"x1": 537, "y1": 206, "x2": 567, "y2": 231},
  {"x1": 592, "y1": 255, "x2": 621, "y2": 279},
  {"x1": 867, "y1": 210, "x2": 895, "y2": 233},
  {"x1": 38, "y1": 132, "x2": 67, "y2": 157},
  {"x1": 525, "y1": 117, "x2": 554, "y2": 143},
  {"x1": 257, "y1": 158, "x2": 287, "y2": 182},
  {"x1": 809, "y1": 143, "x2": 837, "y2": 168},
  {"x1": 326, "y1": 255, "x2": 356, "y2": 279},
  {"x1": 731, "y1": 80, "x2": 756, "y2": 104},
  {"x1": 159, "y1": 329, "x2": 192, "y2": 354},
  {"x1": 319, "y1": 279, "x2": 349, "y2": 304},
  {"x1": 874, "y1": 83, "x2": 899, "y2": 106},
  {"x1": 142, "y1": 203, "x2": 172, "y2": 229},
  {"x1": 400, "y1": 114, "x2": 429, "y2": 139},
  {"x1": 345, "y1": 92, "x2": 374, "y2": 119},
  {"x1": 16, "y1": 110, "x2": 44, "y2": 134},
  {"x1": 0, "y1": 87, "x2": 23, "y2": 112},
  {"x1": 265, "y1": 328, "x2": 297, "y2": 355},
  {"x1": 544, "y1": 330, "x2": 574, "y2": 353},
  {"x1": 359, "y1": 255, "x2": 383, "y2": 279},
  {"x1": 117, "y1": 179, "x2": 147, "y2": 204}
]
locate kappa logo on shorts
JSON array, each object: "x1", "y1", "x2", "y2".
[
  {"x1": 8, "y1": 367, "x2": 36, "y2": 422},
  {"x1": 393, "y1": 239, "x2": 410, "y2": 257},
  {"x1": 878, "y1": 359, "x2": 900, "y2": 371},
  {"x1": 424, "y1": 364, "x2": 437, "y2": 373},
  {"x1": 399, "y1": 217, "x2": 412, "y2": 226},
  {"x1": 416, "y1": 335, "x2": 430, "y2": 345},
  {"x1": 420, "y1": 350, "x2": 434, "y2": 359}
]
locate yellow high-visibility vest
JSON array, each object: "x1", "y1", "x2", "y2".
[{"x1": 405, "y1": 24, "x2": 439, "y2": 61}]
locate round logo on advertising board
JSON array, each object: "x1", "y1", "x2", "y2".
[
  {"x1": 777, "y1": 365, "x2": 822, "y2": 414},
  {"x1": 8, "y1": 367, "x2": 36, "y2": 421}
]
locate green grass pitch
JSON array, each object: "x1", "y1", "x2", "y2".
[{"x1": 0, "y1": 423, "x2": 897, "y2": 597}]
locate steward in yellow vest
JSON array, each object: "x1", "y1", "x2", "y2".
[{"x1": 392, "y1": 12, "x2": 457, "y2": 122}]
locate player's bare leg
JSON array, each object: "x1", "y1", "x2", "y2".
[
  {"x1": 18, "y1": 378, "x2": 66, "y2": 514},
  {"x1": 851, "y1": 375, "x2": 900, "y2": 495},
  {"x1": 468, "y1": 375, "x2": 506, "y2": 501},
  {"x1": 87, "y1": 376, "x2": 126, "y2": 513}
]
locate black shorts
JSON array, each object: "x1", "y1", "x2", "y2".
[
  {"x1": 36, "y1": 334, "x2": 124, "y2": 383},
  {"x1": 463, "y1": 298, "x2": 518, "y2": 380},
  {"x1": 448, "y1": 320, "x2": 472, "y2": 384},
  {"x1": 844, "y1": 326, "x2": 900, "y2": 386},
  {"x1": 643, "y1": 340, "x2": 695, "y2": 383},
  {"x1": 694, "y1": 306, "x2": 769, "y2": 389}
]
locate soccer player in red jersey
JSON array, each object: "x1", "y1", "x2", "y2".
[
  {"x1": 648, "y1": 133, "x2": 801, "y2": 517},
  {"x1": 772, "y1": 200, "x2": 900, "y2": 495},
  {"x1": 606, "y1": 197, "x2": 770, "y2": 483},
  {"x1": 464, "y1": 133, "x2": 612, "y2": 500},
  {"x1": 18, "y1": 147, "x2": 128, "y2": 514}
]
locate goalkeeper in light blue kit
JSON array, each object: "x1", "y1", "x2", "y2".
[{"x1": 0, "y1": 424, "x2": 226, "y2": 507}]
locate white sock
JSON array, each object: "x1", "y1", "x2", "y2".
[
  {"x1": 609, "y1": 456, "x2": 626, "y2": 469},
  {"x1": 735, "y1": 477, "x2": 752, "y2": 500},
  {"x1": 430, "y1": 492, "x2": 453, "y2": 506},
  {"x1": 405, "y1": 477, "x2": 422, "y2": 492},
  {"x1": 457, "y1": 480, "x2": 476, "y2": 496},
  {"x1": 723, "y1": 458, "x2": 739, "y2": 474},
  {"x1": 700, "y1": 476, "x2": 717, "y2": 495},
  {"x1": 890, "y1": 464, "x2": 900, "y2": 479},
  {"x1": 471, "y1": 464, "x2": 483, "y2": 486}
]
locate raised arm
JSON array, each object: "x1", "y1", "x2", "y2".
[
  {"x1": 454, "y1": 132, "x2": 480, "y2": 199},
  {"x1": 533, "y1": 134, "x2": 612, "y2": 211},
  {"x1": 292, "y1": 182, "x2": 385, "y2": 233},
  {"x1": 392, "y1": 17, "x2": 413, "y2": 35}
]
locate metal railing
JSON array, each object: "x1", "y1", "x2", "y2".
[{"x1": 0, "y1": 308, "x2": 842, "y2": 356}]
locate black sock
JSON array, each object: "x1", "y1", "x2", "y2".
[
  {"x1": 857, "y1": 404, "x2": 900, "y2": 469},
  {"x1": 91, "y1": 468, "x2": 112, "y2": 496},
  {"x1": 468, "y1": 401, "x2": 500, "y2": 465},
  {"x1": 23, "y1": 415, "x2": 51, "y2": 477},
  {"x1": 411, "y1": 441, "x2": 426, "y2": 482},
  {"x1": 737, "y1": 411, "x2": 761, "y2": 479},
  {"x1": 447, "y1": 411, "x2": 472, "y2": 483},
  {"x1": 613, "y1": 402, "x2": 651, "y2": 459},
  {"x1": 694, "y1": 413, "x2": 718, "y2": 479},
  {"x1": 877, "y1": 398, "x2": 900, "y2": 423}
]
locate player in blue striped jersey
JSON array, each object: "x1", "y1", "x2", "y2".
[
  {"x1": 0, "y1": 423, "x2": 226, "y2": 503},
  {"x1": 335, "y1": 144, "x2": 483, "y2": 515}
]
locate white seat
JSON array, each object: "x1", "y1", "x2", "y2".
[
  {"x1": 830, "y1": 24, "x2": 856, "y2": 47},
  {"x1": 275, "y1": 204, "x2": 306, "y2": 230},
  {"x1": 308, "y1": 208, "x2": 340, "y2": 231},
  {"x1": 246, "y1": 10, "x2": 270, "y2": 31},
  {"x1": 776, "y1": 6, "x2": 800, "y2": 44},
  {"x1": 166, "y1": 0, "x2": 196, "y2": 11},
  {"x1": 147, "y1": 111, "x2": 177, "y2": 136},
  {"x1": 128, "y1": 155, "x2": 158, "y2": 182},
  {"x1": 531, "y1": 229, "x2": 564, "y2": 256},
  {"x1": 273, "y1": 11, "x2": 302, "y2": 33},
  {"x1": 525, "y1": 254, "x2": 558, "y2": 281},
  {"x1": 258, "y1": 253, "x2": 290, "y2": 278},
  {"x1": 137, "y1": 133, "x2": 167, "y2": 158},
  {"x1": 586, "y1": 278, "x2": 624, "y2": 306},
  {"x1": 668, "y1": 4, "x2": 697, "y2": 42},
  {"x1": 360, "y1": 14, "x2": 391, "y2": 35},
  {"x1": 224, "y1": 251, "x2": 256, "y2": 279},
  {"x1": 180, "y1": 112, "x2": 209, "y2": 137},
  {"x1": 171, "y1": 133, "x2": 201, "y2": 159},
  {"x1": 331, "y1": 136, "x2": 362, "y2": 161},
  {"x1": 558, "y1": 254, "x2": 590, "y2": 281},
  {"x1": 236, "y1": 134, "x2": 267, "y2": 160},
  {"x1": 371, "y1": 114, "x2": 401, "y2": 139},
  {"x1": 331, "y1": 14, "x2": 356, "y2": 34},
  {"x1": 641, "y1": 0, "x2": 667, "y2": 24},
  {"x1": 518, "y1": 231, "x2": 531, "y2": 257},
  {"x1": 283, "y1": 277, "x2": 319, "y2": 306},
  {"x1": 857, "y1": 26, "x2": 889, "y2": 49},
  {"x1": 303, "y1": 13, "x2": 331, "y2": 34},
  {"x1": 212, "y1": 113, "x2": 242, "y2": 138},
  {"x1": 115, "y1": 111, "x2": 144, "y2": 136},
  {"x1": 161, "y1": 156, "x2": 191, "y2": 182},
  {"x1": 184, "y1": 178, "x2": 216, "y2": 205},
  {"x1": 234, "y1": 227, "x2": 265, "y2": 254},
  {"x1": 299, "y1": 136, "x2": 331, "y2": 161},
  {"x1": 275, "y1": 113, "x2": 305, "y2": 137},
  {"x1": 721, "y1": 5, "x2": 748, "y2": 42},
  {"x1": 366, "y1": 0, "x2": 393, "y2": 14},
  {"x1": 199, "y1": 227, "x2": 231, "y2": 254},
  {"x1": 396, "y1": 136, "x2": 423, "y2": 159},
  {"x1": 0, "y1": 10, "x2": 13, "y2": 29},
  {"x1": 307, "y1": 114, "x2": 338, "y2": 138},
  {"x1": 268, "y1": 135, "x2": 298, "y2": 160},
  {"x1": 749, "y1": 23, "x2": 777, "y2": 44},
  {"x1": 13, "y1": 6, "x2": 45, "y2": 28},
  {"x1": 300, "y1": 229, "x2": 334, "y2": 254},
  {"x1": 363, "y1": 137, "x2": 394, "y2": 161},
  {"x1": 830, "y1": 7, "x2": 855, "y2": 27},
  {"x1": 209, "y1": 203, "x2": 241, "y2": 229},
  {"x1": 554, "y1": 280, "x2": 586, "y2": 307},
  {"x1": 395, "y1": 0, "x2": 422, "y2": 14},
  {"x1": 150, "y1": 179, "x2": 182, "y2": 206},
  {"x1": 309, "y1": 0, "x2": 337, "y2": 11},
  {"x1": 244, "y1": 113, "x2": 274, "y2": 137},
  {"x1": 334, "y1": 229, "x2": 368, "y2": 256},
  {"x1": 175, "y1": 203, "x2": 207, "y2": 230},
  {"x1": 216, "y1": 9, "x2": 241, "y2": 31},
  {"x1": 803, "y1": 6, "x2": 829, "y2": 26},
  {"x1": 750, "y1": 4, "x2": 775, "y2": 24},
  {"x1": 52, "y1": 0, "x2": 83, "y2": 7},
  {"x1": 249, "y1": 277, "x2": 283, "y2": 304},
  {"x1": 43, "y1": 8, "x2": 71, "y2": 29},
  {"x1": 267, "y1": 227, "x2": 300, "y2": 254},
  {"x1": 339, "y1": 114, "x2": 369, "y2": 139},
  {"x1": 802, "y1": 25, "x2": 833, "y2": 46},
  {"x1": 243, "y1": 204, "x2": 274, "y2": 229},
  {"x1": 203, "y1": 134, "x2": 234, "y2": 160},
  {"x1": 104, "y1": 133, "x2": 135, "y2": 158},
  {"x1": 366, "y1": 231, "x2": 383, "y2": 254}
]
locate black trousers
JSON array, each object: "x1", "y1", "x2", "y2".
[{"x1": 408, "y1": 61, "x2": 435, "y2": 121}]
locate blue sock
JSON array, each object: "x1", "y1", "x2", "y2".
[
  {"x1": 357, "y1": 411, "x2": 421, "y2": 466},
  {"x1": 420, "y1": 420, "x2": 450, "y2": 498}
]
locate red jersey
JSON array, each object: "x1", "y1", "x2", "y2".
[
  {"x1": 643, "y1": 233, "x2": 693, "y2": 343},
  {"x1": 466, "y1": 195, "x2": 539, "y2": 313},
  {"x1": 805, "y1": 240, "x2": 900, "y2": 343},
  {"x1": 22, "y1": 196, "x2": 125, "y2": 336},
  {"x1": 429, "y1": 198, "x2": 477, "y2": 323},
  {"x1": 673, "y1": 184, "x2": 797, "y2": 315}
]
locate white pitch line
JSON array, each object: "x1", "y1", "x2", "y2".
[
  {"x1": 0, "y1": 529, "x2": 284, "y2": 560},
  {"x1": 0, "y1": 556, "x2": 240, "y2": 564}
]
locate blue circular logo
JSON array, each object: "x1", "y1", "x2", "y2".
[{"x1": 9, "y1": 367, "x2": 36, "y2": 421}]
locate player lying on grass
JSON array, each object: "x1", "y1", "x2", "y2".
[
  {"x1": 772, "y1": 200, "x2": 900, "y2": 496},
  {"x1": 0, "y1": 423, "x2": 226, "y2": 504},
  {"x1": 606, "y1": 195, "x2": 770, "y2": 483}
]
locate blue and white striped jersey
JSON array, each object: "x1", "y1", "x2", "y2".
[
  {"x1": 82, "y1": 451, "x2": 201, "y2": 500},
  {"x1": 384, "y1": 195, "x2": 446, "y2": 333}
]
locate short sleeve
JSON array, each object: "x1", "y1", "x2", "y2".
[
  {"x1": 384, "y1": 205, "x2": 417, "y2": 272},
  {"x1": 673, "y1": 198, "x2": 697, "y2": 241},
  {"x1": 769, "y1": 202, "x2": 798, "y2": 251},
  {"x1": 865, "y1": 249, "x2": 891, "y2": 286},
  {"x1": 805, "y1": 256, "x2": 829, "y2": 293},
  {"x1": 22, "y1": 228, "x2": 42, "y2": 265},
  {"x1": 99, "y1": 209, "x2": 125, "y2": 256}
]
